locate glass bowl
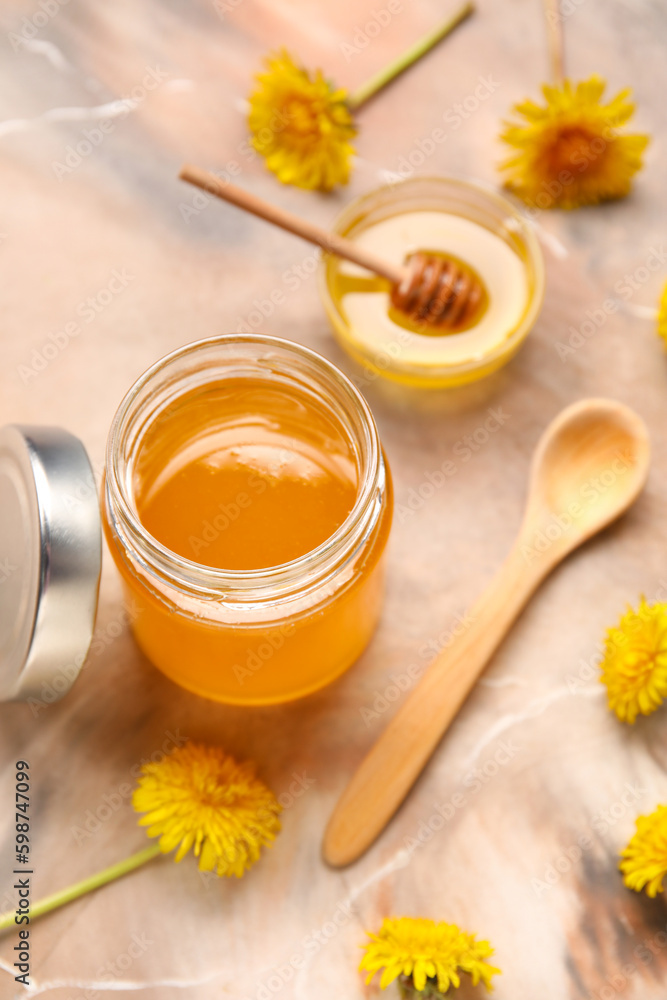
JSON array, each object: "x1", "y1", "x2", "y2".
[{"x1": 319, "y1": 176, "x2": 545, "y2": 389}]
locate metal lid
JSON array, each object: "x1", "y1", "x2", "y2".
[{"x1": 0, "y1": 425, "x2": 102, "y2": 702}]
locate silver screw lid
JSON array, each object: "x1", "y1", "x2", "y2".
[{"x1": 0, "y1": 425, "x2": 102, "y2": 702}]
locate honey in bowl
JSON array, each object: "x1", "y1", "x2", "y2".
[{"x1": 320, "y1": 177, "x2": 545, "y2": 388}]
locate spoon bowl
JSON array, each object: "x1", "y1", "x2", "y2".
[{"x1": 523, "y1": 398, "x2": 650, "y2": 561}]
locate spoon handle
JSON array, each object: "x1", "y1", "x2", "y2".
[
  {"x1": 323, "y1": 538, "x2": 545, "y2": 868},
  {"x1": 178, "y1": 165, "x2": 404, "y2": 285}
]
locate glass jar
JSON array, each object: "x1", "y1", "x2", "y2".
[
  {"x1": 319, "y1": 176, "x2": 545, "y2": 389},
  {"x1": 103, "y1": 335, "x2": 393, "y2": 706}
]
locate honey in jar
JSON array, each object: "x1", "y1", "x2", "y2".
[
  {"x1": 103, "y1": 335, "x2": 393, "y2": 705},
  {"x1": 134, "y1": 380, "x2": 358, "y2": 571}
]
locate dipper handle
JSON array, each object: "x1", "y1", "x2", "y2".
[{"x1": 179, "y1": 165, "x2": 403, "y2": 285}]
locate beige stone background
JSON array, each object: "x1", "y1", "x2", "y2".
[{"x1": 1, "y1": 0, "x2": 667, "y2": 997}]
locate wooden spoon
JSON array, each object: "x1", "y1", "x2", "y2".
[
  {"x1": 178, "y1": 164, "x2": 484, "y2": 330},
  {"x1": 323, "y1": 398, "x2": 650, "y2": 867}
]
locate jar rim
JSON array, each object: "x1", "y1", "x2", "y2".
[{"x1": 104, "y1": 334, "x2": 385, "y2": 602}]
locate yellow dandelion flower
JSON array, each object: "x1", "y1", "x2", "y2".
[
  {"x1": 620, "y1": 805, "x2": 667, "y2": 897},
  {"x1": 248, "y1": 50, "x2": 356, "y2": 192},
  {"x1": 132, "y1": 742, "x2": 281, "y2": 876},
  {"x1": 360, "y1": 917, "x2": 500, "y2": 996},
  {"x1": 245, "y1": 9, "x2": 473, "y2": 192},
  {"x1": 500, "y1": 75, "x2": 649, "y2": 209},
  {"x1": 0, "y1": 743, "x2": 281, "y2": 931},
  {"x1": 658, "y1": 281, "x2": 667, "y2": 347},
  {"x1": 600, "y1": 597, "x2": 667, "y2": 724}
]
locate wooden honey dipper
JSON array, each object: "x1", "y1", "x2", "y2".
[{"x1": 179, "y1": 164, "x2": 483, "y2": 331}]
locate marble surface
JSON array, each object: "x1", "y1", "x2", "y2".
[{"x1": 1, "y1": 0, "x2": 667, "y2": 997}]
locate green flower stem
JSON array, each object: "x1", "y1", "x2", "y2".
[
  {"x1": 347, "y1": 1, "x2": 474, "y2": 111},
  {"x1": 0, "y1": 843, "x2": 162, "y2": 932},
  {"x1": 544, "y1": 0, "x2": 565, "y2": 83},
  {"x1": 398, "y1": 975, "x2": 447, "y2": 999}
]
